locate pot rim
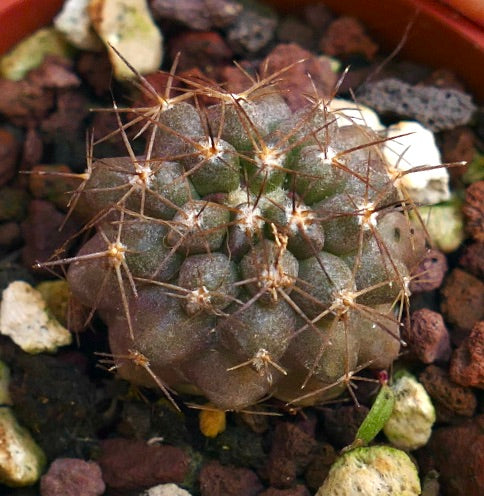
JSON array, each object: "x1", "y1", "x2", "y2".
[
  {"x1": 0, "y1": 0, "x2": 64, "y2": 56},
  {"x1": 0, "y1": 0, "x2": 483, "y2": 99}
]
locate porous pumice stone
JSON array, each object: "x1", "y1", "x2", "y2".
[
  {"x1": 316, "y1": 445, "x2": 421, "y2": 496},
  {"x1": 63, "y1": 69, "x2": 431, "y2": 411}
]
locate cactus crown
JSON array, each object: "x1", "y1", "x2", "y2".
[{"x1": 41, "y1": 60, "x2": 429, "y2": 412}]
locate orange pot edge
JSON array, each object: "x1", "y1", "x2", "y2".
[
  {"x1": 0, "y1": 0, "x2": 65, "y2": 56},
  {"x1": 0, "y1": 0, "x2": 482, "y2": 99}
]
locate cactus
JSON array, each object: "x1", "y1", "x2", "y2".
[{"x1": 40, "y1": 62, "x2": 429, "y2": 412}]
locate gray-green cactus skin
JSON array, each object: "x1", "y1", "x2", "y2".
[{"x1": 64, "y1": 73, "x2": 426, "y2": 411}]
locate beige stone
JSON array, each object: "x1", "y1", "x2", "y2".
[
  {"x1": 0, "y1": 281, "x2": 72, "y2": 354},
  {"x1": 0, "y1": 408, "x2": 46, "y2": 487},
  {"x1": 89, "y1": 0, "x2": 163, "y2": 79},
  {"x1": 316, "y1": 446, "x2": 420, "y2": 496}
]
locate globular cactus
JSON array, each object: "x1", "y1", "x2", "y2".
[{"x1": 45, "y1": 64, "x2": 428, "y2": 412}]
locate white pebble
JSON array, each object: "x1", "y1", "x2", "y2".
[
  {"x1": 0, "y1": 281, "x2": 72, "y2": 354},
  {"x1": 142, "y1": 483, "x2": 193, "y2": 496},
  {"x1": 384, "y1": 121, "x2": 451, "y2": 204},
  {"x1": 0, "y1": 408, "x2": 46, "y2": 487},
  {"x1": 316, "y1": 445, "x2": 421, "y2": 496},
  {"x1": 89, "y1": 0, "x2": 163, "y2": 79},
  {"x1": 329, "y1": 98, "x2": 385, "y2": 131},
  {"x1": 384, "y1": 373, "x2": 436, "y2": 451},
  {"x1": 54, "y1": 0, "x2": 103, "y2": 50}
]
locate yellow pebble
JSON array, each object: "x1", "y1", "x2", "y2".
[
  {"x1": 36, "y1": 280, "x2": 70, "y2": 327},
  {"x1": 199, "y1": 406, "x2": 226, "y2": 438}
]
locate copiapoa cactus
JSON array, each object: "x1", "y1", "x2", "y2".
[{"x1": 39, "y1": 58, "x2": 431, "y2": 412}]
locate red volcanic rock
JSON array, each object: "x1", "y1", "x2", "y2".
[
  {"x1": 319, "y1": 17, "x2": 378, "y2": 60},
  {"x1": 266, "y1": 421, "x2": 319, "y2": 488},
  {"x1": 410, "y1": 249, "x2": 448, "y2": 293},
  {"x1": 40, "y1": 458, "x2": 105, "y2": 496},
  {"x1": 417, "y1": 415, "x2": 484, "y2": 496},
  {"x1": 99, "y1": 438, "x2": 190, "y2": 493},
  {"x1": 441, "y1": 268, "x2": 484, "y2": 344},
  {"x1": 304, "y1": 442, "x2": 337, "y2": 492},
  {"x1": 462, "y1": 181, "x2": 484, "y2": 242},
  {"x1": 459, "y1": 242, "x2": 484, "y2": 279},
  {"x1": 169, "y1": 31, "x2": 233, "y2": 75},
  {"x1": 261, "y1": 43, "x2": 338, "y2": 111},
  {"x1": 404, "y1": 309, "x2": 451, "y2": 363},
  {"x1": 0, "y1": 77, "x2": 53, "y2": 127},
  {"x1": 20, "y1": 200, "x2": 79, "y2": 272},
  {"x1": 218, "y1": 63, "x2": 256, "y2": 96},
  {"x1": 321, "y1": 405, "x2": 370, "y2": 449},
  {"x1": 260, "y1": 485, "x2": 311, "y2": 496},
  {"x1": 41, "y1": 89, "x2": 88, "y2": 139},
  {"x1": 0, "y1": 128, "x2": 19, "y2": 187},
  {"x1": 21, "y1": 126, "x2": 43, "y2": 170},
  {"x1": 76, "y1": 51, "x2": 112, "y2": 97},
  {"x1": 450, "y1": 321, "x2": 484, "y2": 389},
  {"x1": 199, "y1": 460, "x2": 263, "y2": 496},
  {"x1": 441, "y1": 126, "x2": 475, "y2": 182},
  {"x1": 28, "y1": 55, "x2": 80, "y2": 89},
  {"x1": 420, "y1": 365, "x2": 477, "y2": 421}
]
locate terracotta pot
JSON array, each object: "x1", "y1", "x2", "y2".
[
  {"x1": 0, "y1": 0, "x2": 64, "y2": 55},
  {"x1": 440, "y1": 0, "x2": 484, "y2": 26},
  {"x1": 0, "y1": 0, "x2": 483, "y2": 99}
]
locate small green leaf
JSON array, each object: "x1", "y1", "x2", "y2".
[{"x1": 353, "y1": 384, "x2": 395, "y2": 447}]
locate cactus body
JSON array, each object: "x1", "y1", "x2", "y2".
[{"x1": 62, "y1": 69, "x2": 428, "y2": 411}]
